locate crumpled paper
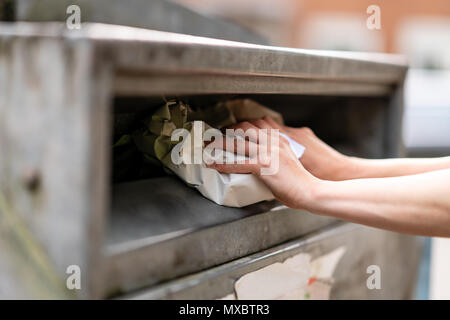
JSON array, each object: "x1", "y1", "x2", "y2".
[{"x1": 133, "y1": 99, "x2": 305, "y2": 207}]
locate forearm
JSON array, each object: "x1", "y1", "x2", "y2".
[
  {"x1": 304, "y1": 168, "x2": 450, "y2": 237},
  {"x1": 340, "y1": 156, "x2": 450, "y2": 180}
]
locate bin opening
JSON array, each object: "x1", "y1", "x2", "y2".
[
  {"x1": 111, "y1": 94, "x2": 389, "y2": 184},
  {"x1": 105, "y1": 93, "x2": 390, "y2": 295}
]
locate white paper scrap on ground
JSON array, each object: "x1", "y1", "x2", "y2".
[{"x1": 234, "y1": 253, "x2": 311, "y2": 300}]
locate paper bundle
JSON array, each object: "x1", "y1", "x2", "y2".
[{"x1": 133, "y1": 99, "x2": 305, "y2": 207}]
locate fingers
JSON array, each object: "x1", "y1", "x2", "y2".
[
  {"x1": 247, "y1": 118, "x2": 294, "y2": 148},
  {"x1": 207, "y1": 161, "x2": 258, "y2": 174},
  {"x1": 226, "y1": 120, "x2": 282, "y2": 143},
  {"x1": 248, "y1": 118, "x2": 292, "y2": 143},
  {"x1": 248, "y1": 118, "x2": 283, "y2": 138},
  {"x1": 230, "y1": 117, "x2": 314, "y2": 141},
  {"x1": 226, "y1": 121, "x2": 260, "y2": 143},
  {"x1": 249, "y1": 118, "x2": 272, "y2": 130},
  {"x1": 222, "y1": 119, "x2": 290, "y2": 152},
  {"x1": 249, "y1": 117, "x2": 287, "y2": 135},
  {"x1": 262, "y1": 116, "x2": 283, "y2": 130},
  {"x1": 206, "y1": 134, "x2": 259, "y2": 158},
  {"x1": 263, "y1": 117, "x2": 303, "y2": 140}
]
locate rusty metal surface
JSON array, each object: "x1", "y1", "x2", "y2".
[{"x1": 0, "y1": 25, "x2": 111, "y2": 298}]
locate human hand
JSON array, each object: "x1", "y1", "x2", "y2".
[
  {"x1": 206, "y1": 121, "x2": 320, "y2": 209},
  {"x1": 244, "y1": 117, "x2": 352, "y2": 181}
]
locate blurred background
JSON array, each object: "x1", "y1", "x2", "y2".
[
  {"x1": 173, "y1": 0, "x2": 450, "y2": 300},
  {"x1": 1, "y1": 0, "x2": 449, "y2": 299}
]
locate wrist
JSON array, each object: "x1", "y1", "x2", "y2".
[
  {"x1": 334, "y1": 155, "x2": 365, "y2": 180},
  {"x1": 322, "y1": 154, "x2": 354, "y2": 181},
  {"x1": 302, "y1": 178, "x2": 338, "y2": 215},
  {"x1": 294, "y1": 173, "x2": 325, "y2": 211},
  {"x1": 342, "y1": 156, "x2": 368, "y2": 180}
]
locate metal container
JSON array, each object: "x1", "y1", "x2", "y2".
[{"x1": 0, "y1": 22, "x2": 420, "y2": 299}]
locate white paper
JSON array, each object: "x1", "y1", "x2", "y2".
[
  {"x1": 166, "y1": 161, "x2": 274, "y2": 207},
  {"x1": 279, "y1": 132, "x2": 305, "y2": 159},
  {"x1": 164, "y1": 123, "x2": 305, "y2": 207}
]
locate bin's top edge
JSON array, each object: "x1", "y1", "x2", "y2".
[{"x1": 0, "y1": 22, "x2": 408, "y2": 68}]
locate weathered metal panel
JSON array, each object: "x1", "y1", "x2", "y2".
[
  {"x1": 121, "y1": 223, "x2": 422, "y2": 300},
  {"x1": 113, "y1": 73, "x2": 392, "y2": 97},
  {"x1": 0, "y1": 22, "x2": 414, "y2": 299},
  {"x1": 0, "y1": 31, "x2": 111, "y2": 299},
  {"x1": 0, "y1": 23, "x2": 408, "y2": 88},
  {"x1": 104, "y1": 177, "x2": 337, "y2": 297}
]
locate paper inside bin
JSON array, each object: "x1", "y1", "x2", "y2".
[
  {"x1": 164, "y1": 124, "x2": 274, "y2": 207},
  {"x1": 134, "y1": 99, "x2": 305, "y2": 207}
]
